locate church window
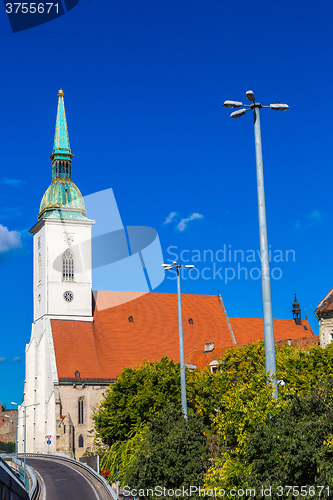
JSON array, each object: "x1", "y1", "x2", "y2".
[
  {"x1": 64, "y1": 425, "x2": 66, "y2": 434},
  {"x1": 62, "y1": 249, "x2": 74, "y2": 281},
  {"x1": 38, "y1": 254, "x2": 42, "y2": 286},
  {"x1": 78, "y1": 435, "x2": 84, "y2": 448},
  {"x1": 78, "y1": 398, "x2": 84, "y2": 424},
  {"x1": 38, "y1": 237, "x2": 41, "y2": 249}
]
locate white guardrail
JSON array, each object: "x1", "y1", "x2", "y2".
[{"x1": 18, "y1": 453, "x2": 117, "y2": 500}]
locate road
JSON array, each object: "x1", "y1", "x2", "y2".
[{"x1": 26, "y1": 457, "x2": 111, "y2": 500}]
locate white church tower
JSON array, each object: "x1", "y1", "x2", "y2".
[{"x1": 18, "y1": 90, "x2": 94, "y2": 454}]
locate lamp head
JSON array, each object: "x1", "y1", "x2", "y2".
[
  {"x1": 230, "y1": 108, "x2": 248, "y2": 119},
  {"x1": 223, "y1": 100, "x2": 243, "y2": 108},
  {"x1": 246, "y1": 90, "x2": 255, "y2": 102},
  {"x1": 270, "y1": 103, "x2": 289, "y2": 111}
]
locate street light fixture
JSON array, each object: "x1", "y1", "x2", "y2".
[
  {"x1": 223, "y1": 90, "x2": 289, "y2": 399},
  {"x1": 161, "y1": 261, "x2": 194, "y2": 417},
  {"x1": 11, "y1": 401, "x2": 40, "y2": 488}
]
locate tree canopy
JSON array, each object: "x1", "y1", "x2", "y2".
[
  {"x1": 125, "y1": 406, "x2": 208, "y2": 499},
  {"x1": 93, "y1": 357, "x2": 197, "y2": 445},
  {"x1": 93, "y1": 341, "x2": 333, "y2": 493}
]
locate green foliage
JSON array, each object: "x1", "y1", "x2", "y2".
[
  {"x1": 93, "y1": 342, "x2": 333, "y2": 496},
  {"x1": 100, "y1": 422, "x2": 148, "y2": 484},
  {"x1": 240, "y1": 381, "x2": 333, "y2": 498},
  {"x1": 93, "y1": 357, "x2": 195, "y2": 446},
  {"x1": 205, "y1": 342, "x2": 333, "y2": 493},
  {"x1": 0, "y1": 441, "x2": 15, "y2": 453},
  {"x1": 125, "y1": 406, "x2": 208, "y2": 499}
]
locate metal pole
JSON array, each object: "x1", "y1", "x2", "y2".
[
  {"x1": 176, "y1": 267, "x2": 188, "y2": 417},
  {"x1": 23, "y1": 407, "x2": 26, "y2": 487},
  {"x1": 253, "y1": 106, "x2": 277, "y2": 398},
  {"x1": 15, "y1": 419, "x2": 18, "y2": 473}
]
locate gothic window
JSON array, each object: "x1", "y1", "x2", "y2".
[
  {"x1": 62, "y1": 249, "x2": 74, "y2": 281},
  {"x1": 64, "y1": 425, "x2": 66, "y2": 434},
  {"x1": 78, "y1": 435, "x2": 84, "y2": 448},
  {"x1": 38, "y1": 253, "x2": 42, "y2": 286},
  {"x1": 78, "y1": 398, "x2": 84, "y2": 424}
]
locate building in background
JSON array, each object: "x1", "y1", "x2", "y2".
[
  {"x1": 0, "y1": 404, "x2": 17, "y2": 444},
  {"x1": 314, "y1": 288, "x2": 333, "y2": 347}
]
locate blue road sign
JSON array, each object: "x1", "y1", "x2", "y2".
[{"x1": 47, "y1": 440, "x2": 51, "y2": 445}]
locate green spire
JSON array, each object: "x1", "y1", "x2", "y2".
[
  {"x1": 50, "y1": 89, "x2": 73, "y2": 180},
  {"x1": 38, "y1": 90, "x2": 89, "y2": 221}
]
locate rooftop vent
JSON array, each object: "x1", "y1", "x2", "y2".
[
  {"x1": 75, "y1": 370, "x2": 80, "y2": 379},
  {"x1": 188, "y1": 318, "x2": 193, "y2": 325},
  {"x1": 128, "y1": 316, "x2": 133, "y2": 323},
  {"x1": 204, "y1": 342, "x2": 215, "y2": 353}
]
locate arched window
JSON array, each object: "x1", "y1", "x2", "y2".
[
  {"x1": 78, "y1": 398, "x2": 84, "y2": 424},
  {"x1": 38, "y1": 253, "x2": 42, "y2": 286},
  {"x1": 62, "y1": 249, "x2": 74, "y2": 281},
  {"x1": 78, "y1": 434, "x2": 84, "y2": 448}
]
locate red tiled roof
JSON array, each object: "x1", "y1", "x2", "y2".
[
  {"x1": 314, "y1": 287, "x2": 333, "y2": 315},
  {"x1": 52, "y1": 321, "x2": 102, "y2": 379},
  {"x1": 51, "y1": 292, "x2": 315, "y2": 380},
  {"x1": 229, "y1": 317, "x2": 313, "y2": 345}
]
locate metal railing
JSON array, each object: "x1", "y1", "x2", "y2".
[{"x1": 18, "y1": 452, "x2": 117, "y2": 500}]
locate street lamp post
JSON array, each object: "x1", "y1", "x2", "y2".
[
  {"x1": 223, "y1": 91, "x2": 289, "y2": 398},
  {"x1": 11, "y1": 401, "x2": 40, "y2": 488},
  {"x1": 4, "y1": 414, "x2": 24, "y2": 473},
  {"x1": 161, "y1": 261, "x2": 195, "y2": 417}
]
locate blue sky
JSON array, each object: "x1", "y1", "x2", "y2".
[{"x1": 0, "y1": 0, "x2": 332, "y2": 406}]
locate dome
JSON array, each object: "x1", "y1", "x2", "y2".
[{"x1": 38, "y1": 178, "x2": 87, "y2": 220}]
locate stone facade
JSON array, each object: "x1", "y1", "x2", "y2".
[
  {"x1": 57, "y1": 384, "x2": 107, "y2": 459},
  {"x1": 0, "y1": 404, "x2": 17, "y2": 443},
  {"x1": 317, "y1": 313, "x2": 333, "y2": 348}
]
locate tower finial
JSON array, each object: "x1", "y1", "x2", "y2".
[{"x1": 292, "y1": 293, "x2": 301, "y2": 325}]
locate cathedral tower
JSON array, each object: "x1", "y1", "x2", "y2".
[{"x1": 30, "y1": 90, "x2": 94, "y2": 321}]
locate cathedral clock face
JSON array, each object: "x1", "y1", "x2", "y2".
[{"x1": 63, "y1": 291, "x2": 74, "y2": 302}]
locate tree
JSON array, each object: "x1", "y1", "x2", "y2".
[
  {"x1": 204, "y1": 343, "x2": 333, "y2": 494},
  {"x1": 240, "y1": 381, "x2": 333, "y2": 498},
  {"x1": 125, "y1": 406, "x2": 208, "y2": 499},
  {"x1": 0, "y1": 441, "x2": 15, "y2": 453},
  {"x1": 93, "y1": 357, "x2": 196, "y2": 446}
]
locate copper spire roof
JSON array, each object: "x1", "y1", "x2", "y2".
[{"x1": 38, "y1": 90, "x2": 88, "y2": 221}]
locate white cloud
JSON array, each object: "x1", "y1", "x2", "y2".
[
  {"x1": 308, "y1": 209, "x2": 324, "y2": 226},
  {"x1": 0, "y1": 178, "x2": 24, "y2": 187},
  {"x1": 0, "y1": 224, "x2": 22, "y2": 253},
  {"x1": 176, "y1": 213, "x2": 204, "y2": 232},
  {"x1": 0, "y1": 357, "x2": 6, "y2": 362},
  {"x1": 164, "y1": 211, "x2": 178, "y2": 225},
  {"x1": 294, "y1": 209, "x2": 324, "y2": 231}
]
